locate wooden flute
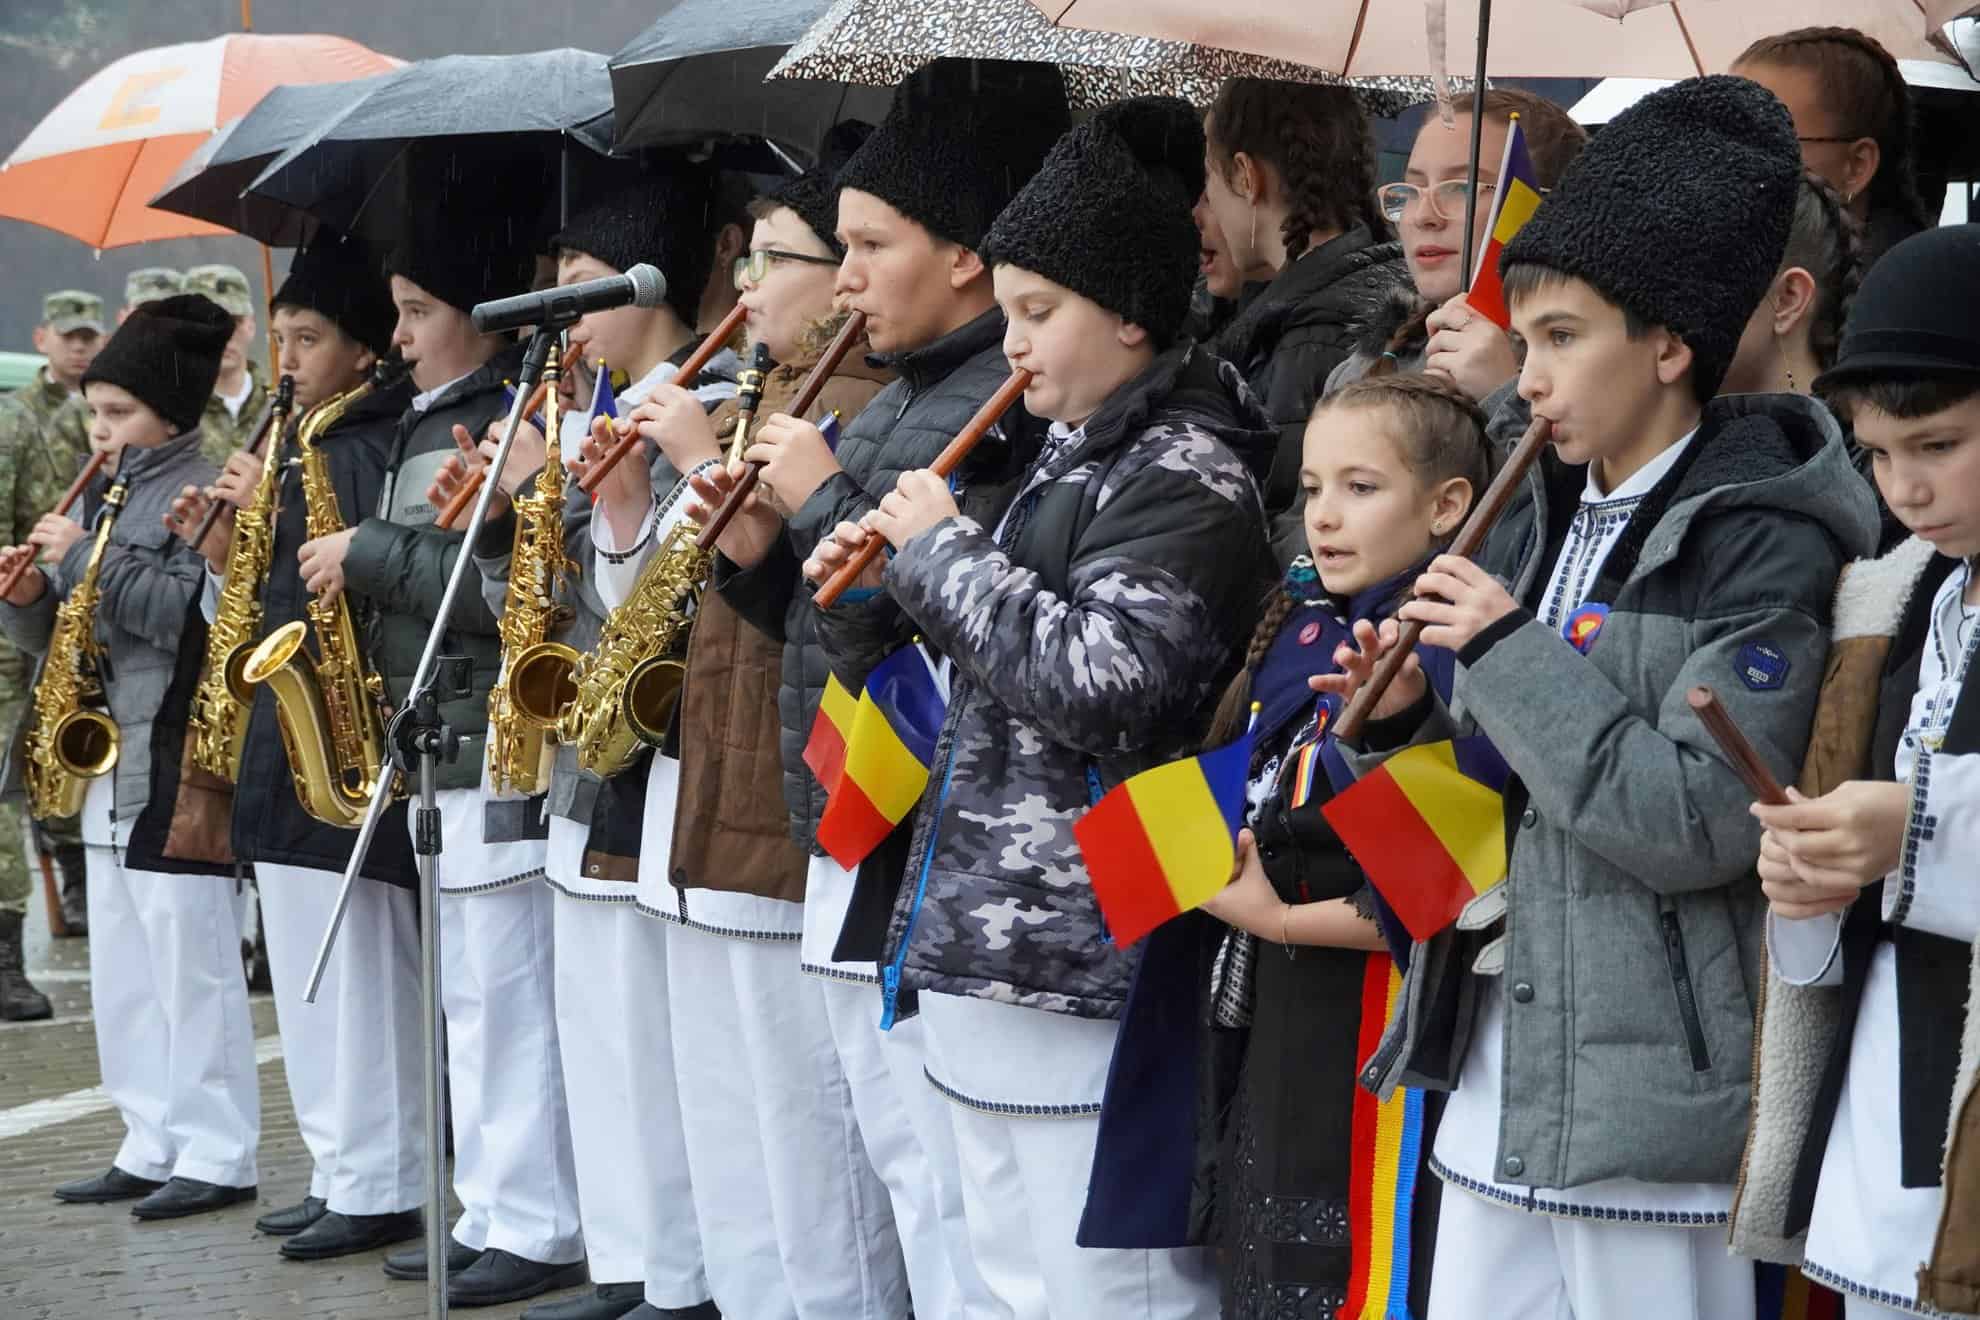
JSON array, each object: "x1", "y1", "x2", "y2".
[
  {"x1": 0, "y1": 447, "x2": 113, "y2": 597},
  {"x1": 576, "y1": 300, "x2": 749, "y2": 498},
  {"x1": 434, "y1": 377, "x2": 550, "y2": 530}
]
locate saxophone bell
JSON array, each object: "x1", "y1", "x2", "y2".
[
  {"x1": 621, "y1": 654, "x2": 685, "y2": 748},
  {"x1": 504, "y1": 641, "x2": 581, "y2": 729},
  {"x1": 35, "y1": 710, "x2": 120, "y2": 817}
]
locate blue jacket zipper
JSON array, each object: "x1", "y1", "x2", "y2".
[{"x1": 881, "y1": 734, "x2": 961, "y2": 1030}]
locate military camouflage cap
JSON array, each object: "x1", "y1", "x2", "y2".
[
  {"x1": 42, "y1": 290, "x2": 104, "y2": 335},
  {"x1": 184, "y1": 264, "x2": 254, "y2": 317},
  {"x1": 125, "y1": 267, "x2": 185, "y2": 308}
]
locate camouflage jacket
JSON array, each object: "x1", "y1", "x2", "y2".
[
  {"x1": 0, "y1": 377, "x2": 82, "y2": 673},
  {"x1": 45, "y1": 392, "x2": 91, "y2": 474},
  {"x1": 816, "y1": 346, "x2": 1276, "y2": 1021},
  {"x1": 199, "y1": 364, "x2": 268, "y2": 468}
]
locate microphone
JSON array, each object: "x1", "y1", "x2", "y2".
[{"x1": 471, "y1": 263, "x2": 667, "y2": 334}]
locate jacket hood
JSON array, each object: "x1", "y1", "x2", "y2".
[
  {"x1": 1070, "y1": 343, "x2": 1277, "y2": 488},
  {"x1": 1216, "y1": 225, "x2": 1405, "y2": 366}
]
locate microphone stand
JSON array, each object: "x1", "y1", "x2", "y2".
[{"x1": 300, "y1": 318, "x2": 570, "y2": 1320}]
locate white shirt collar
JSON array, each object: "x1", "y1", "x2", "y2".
[
  {"x1": 411, "y1": 369, "x2": 474, "y2": 414},
  {"x1": 217, "y1": 372, "x2": 254, "y2": 419},
  {"x1": 1581, "y1": 427, "x2": 1696, "y2": 505}
]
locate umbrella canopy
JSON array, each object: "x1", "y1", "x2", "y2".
[
  {"x1": 609, "y1": 0, "x2": 892, "y2": 160},
  {"x1": 0, "y1": 32, "x2": 398, "y2": 249},
  {"x1": 149, "y1": 74, "x2": 399, "y2": 245},
  {"x1": 245, "y1": 48, "x2": 617, "y2": 244},
  {"x1": 769, "y1": 0, "x2": 1438, "y2": 114},
  {"x1": 1025, "y1": 0, "x2": 1980, "y2": 79}
]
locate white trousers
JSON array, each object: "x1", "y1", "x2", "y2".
[
  {"x1": 439, "y1": 881, "x2": 582, "y2": 1262},
  {"x1": 1847, "y1": 1301, "x2": 1926, "y2": 1320},
  {"x1": 328, "y1": 877, "x2": 423, "y2": 1213},
  {"x1": 552, "y1": 893, "x2": 705, "y2": 1302},
  {"x1": 818, "y1": 976, "x2": 991, "y2": 1318},
  {"x1": 256, "y1": 862, "x2": 347, "y2": 1200},
  {"x1": 85, "y1": 847, "x2": 258, "y2": 1186},
  {"x1": 1427, "y1": 1186, "x2": 1756, "y2": 1320},
  {"x1": 668, "y1": 922, "x2": 908, "y2": 1320}
]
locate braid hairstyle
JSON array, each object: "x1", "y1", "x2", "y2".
[
  {"x1": 1736, "y1": 26, "x2": 1934, "y2": 234},
  {"x1": 1780, "y1": 169, "x2": 1865, "y2": 373},
  {"x1": 1207, "y1": 80, "x2": 1389, "y2": 263},
  {"x1": 1202, "y1": 372, "x2": 1492, "y2": 752}
]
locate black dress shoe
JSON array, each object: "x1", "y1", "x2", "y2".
[
  {"x1": 383, "y1": 1237, "x2": 483, "y2": 1280},
  {"x1": 279, "y1": 1209, "x2": 423, "y2": 1261},
  {"x1": 521, "y1": 1281, "x2": 645, "y2": 1320},
  {"x1": 53, "y1": 1167, "x2": 164, "y2": 1203},
  {"x1": 448, "y1": 1249, "x2": 589, "y2": 1308},
  {"x1": 256, "y1": 1195, "x2": 328, "y2": 1236},
  {"x1": 131, "y1": 1177, "x2": 257, "y2": 1220},
  {"x1": 625, "y1": 1303, "x2": 721, "y2": 1320}
]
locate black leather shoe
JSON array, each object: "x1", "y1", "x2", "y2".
[
  {"x1": 521, "y1": 1282, "x2": 645, "y2": 1320},
  {"x1": 448, "y1": 1249, "x2": 589, "y2": 1308},
  {"x1": 383, "y1": 1237, "x2": 483, "y2": 1280},
  {"x1": 131, "y1": 1177, "x2": 257, "y2": 1220},
  {"x1": 279, "y1": 1209, "x2": 423, "y2": 1261},
  {"x1": 256, "y1": 1195, "x2": 328, "y2": 1236},
  {"x1": 54, "y1": 1167, "x2": 164, "y2": 1203},
  {"x1": 625, "y1": 1303, "x2": 721, "y2": 1319}
]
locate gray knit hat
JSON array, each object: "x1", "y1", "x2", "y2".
[{"x1": 1501, "y1": 74, "x2": 1800, "y2": 398}]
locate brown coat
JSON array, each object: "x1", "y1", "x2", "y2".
[{"x1": 669, "y1": 325, "x2": 891, "y2": 902}]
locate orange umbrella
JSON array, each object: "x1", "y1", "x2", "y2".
[{"x1": 0, "y1": 32, "x2": 399, "y2": 250}]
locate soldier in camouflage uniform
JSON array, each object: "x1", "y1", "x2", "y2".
[
  {"x1": 184, "y1": 264, "x2": 267, "y2": 468},
  {"x1": 44, "y1": 268, "x2": 185, "y2": 475}
]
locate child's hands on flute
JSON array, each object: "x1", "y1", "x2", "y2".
[
  {"x1": 682, "y1": 459, "x2": 783, "y2": 571},
  {"x1": 862, "y1": 469, "x2": 957, "y2": 552},
  {"x1": 626, "y1": 385, "x2": 721, "y2": 473},
  {"x1": 746, "y1": 413, "x2": 842, "y2": 515},
  {"x1": 1751, "y1": 781, "x2": 1911, "y2": 917},
  {"x1": 802, "y1": 519, "x2": 887, "y2": 594},
  {"x1": 1397, "y1": 554, "x2": 1520, "y2": 653},
  {"x1": 1309, "y1": 617, "x2": 1427, "y2": 723}
]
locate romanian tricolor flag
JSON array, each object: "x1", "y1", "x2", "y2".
[
  {"x1": 1322, "y1": 737, "x2": 1508, "y2": 941},
  {"x1": 814, "y1": 644, "x2": 947, "y2": 869},
  {"x1": 1343, "y1": 954, "x2": 1426, "y2": 1320},
  {"x1": 1465, "y1": 112, "x2": 1545, "y2": 331},
  {"x1": 585, "y1": 358, "x2": 620, "y2": 426},
  {"x1": 1755, "y1": 1264, "x2": 1844, "y2": 1320},
  {"x1": 803, "y1": 673, "x2": 858, "y2": 799},
  {"x1": 1075, "y1": 727, "x2": 1256, "y2": 947}
]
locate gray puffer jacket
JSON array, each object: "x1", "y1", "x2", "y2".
[
  {"x1": 815, "y1": 346, "x2": 1276, "y2": 1022},
  {"x1": 0, "y1": 431, "x2": 215, "y2": 821},
  {"x1": 1354, "y1": 392, "x2": 1879, "y2": 1191}
]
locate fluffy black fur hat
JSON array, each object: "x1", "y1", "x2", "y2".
[
  {"x1": 770, "y1": 120, "x2": 875, "y2": 257},
  {"x1": 385, "y1": 215, "x2": 535, "y2": 318},
  {"x1": 82, "y1": 293, "x2": 233, "y2": 434},
  {"x1": 274, "y1": 229, "x2": 396, "y2": 357},
  {"x1": 982, "y1": 97, "x2": 1206, "y2": 348},
  {"x1": 835, "y1": 58, "x2": 1071, "y2": 251},
  {"x1": 553, "y1": 166, "x2": 716, "y2": 327},
  {"x1": 1500, "y1": 74, "x2": 1800, "y2": 397}
]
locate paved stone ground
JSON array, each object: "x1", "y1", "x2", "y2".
[{"x1": 0, "y1": 875, "x2": 593, "y2": 1320}]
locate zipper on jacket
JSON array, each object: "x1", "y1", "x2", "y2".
[
  {"x1": 1659, "y1": 902, "x2": 1713, "y2": 1072},
  {"x1": 880, "y1": 735, "x2": 960, "y2": 1031}
]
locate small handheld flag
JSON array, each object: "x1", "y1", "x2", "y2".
[
  {"x1": 815, "y1": 644, "x2": 947, "y2": 869},
  {"x1": 500, "y1": 380, "x2": 545, "y2": 435},
  {"x1": 1076, "y1": 718, "x2": 1257, "y2": 947},
  {"x1": 1322, "y1": 737, "x2": 1508, "y2": 942},
  {"x1": 585, "y1": 358, "x2": 620, "y2": 427},
  {"x1": 803, "y1": 673, "x2": 858, "y2": 799},
  {"x1": 1465, "y1": 113, "x2": 1545, "y2": 331}
]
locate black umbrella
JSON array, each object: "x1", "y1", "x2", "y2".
[
  {"x1": 148, "y1": 73, "x2": 396, "y2": 245},
  {"x1": 244, "y1": 48, "x2": 617, "y2": 245},
  {"x1": 609, "y1": 0, "x2": 891, "y2": 164}
]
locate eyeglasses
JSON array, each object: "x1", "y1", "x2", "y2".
[
  {"x1": 1376, "y1": 179, "x2": 1498, "y2": 224},
  {"x1": 732, "y1": 248, "x2": 839, "y2": 288}
]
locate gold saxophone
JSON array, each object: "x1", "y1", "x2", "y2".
[
  {"x1": 241, "y1": 374, "x2": 396, "y2": 827},
  {"x1": 22, "y1": 476, "x2": 126, "y2": 820},
  {"x1": 485, "y1": 342, "x2": 577, "y2": 796},
  {"x1": 513, "y1": 345, "x2": 773, "y2": 778},
  {"x1": 188, "y1": 375, "x2": 296, "y2": 780}
]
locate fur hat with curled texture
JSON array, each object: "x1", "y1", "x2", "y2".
[
  {"x1": 769, "y1": 119, "x2": 874, "y2": 257},
  {"x1": 554, "y1": 167, "x2": 716, "y2": 327},
  {"x1": 274, "y1": 230, "x2": 397, "y2": 358},
  {"x1": 1500, "y1": 74, "x2": 1800, "y2": 398},
  {"x1": 982, "y1": 97, "x2": 1206, "y2": 349},
  {"x1": 385, "y1": 219, "x2": 535, "y2": 319},
  {"x1": 82, "y1": 293, "x2": 234, "y2": 434},
  {"x1": 834, "y1": 58, "x2": 1071, "y2": 252}
]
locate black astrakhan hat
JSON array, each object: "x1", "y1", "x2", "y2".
[
  {"x1": 1500, "y1": 74, "x2": 1800, "y2": 398},
  {"x1": 274, "y1": 230, "x2": 397, "y2": 357},
  {"x1": 769, "y1": 119, "x2": 875, "y2": 257},
  {"x1": 835, "y1": 58, "x2": 1072, "y2": 252},
  {"x1": 554, "y1": 165, "x2": 717, "y2": 328},
  {"x1": 1817, "y1": 224, "x2": 1980, "y2": 389},
  {"x1": 82, "y1": 293, "x2": 233, "y2": 434},
  {"x1": 982, "y1": 97, "x2": 1206, "y2": 348},
  {"x1": 385, "y1": 216, "x2": 535, "y2": 318}
]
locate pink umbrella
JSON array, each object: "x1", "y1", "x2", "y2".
[
  {"x1": 1024, "y1": 0, "x2": 1979, "y2": 78},
  {"x1": 0, "y1": 32, "x2": 400, "y2": 250}
]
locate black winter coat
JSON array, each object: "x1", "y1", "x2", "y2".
[
  {"x1": 233, "y1": 378, "x2": 420, "y2": 883},
  {"x1": 714, "y1": 307, "x2": 1042, "y2": 853},
  {"x1": 1215, "y1": 225, "x2": 1409, "y2": 514}
]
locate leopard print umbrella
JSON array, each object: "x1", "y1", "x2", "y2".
[{"x1": 768, "y1": 0, "x2": 1446, "y2": 114}]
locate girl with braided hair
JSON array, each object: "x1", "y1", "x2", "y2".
[
  {"x1": 1093, "y1": 373, "x2": 1493, "y2": 1319},
  {"x1": 1733, "y1": 26, "x2": 1934, "y2": 267},
  {"x1": 1203, "y1": 80, "x2": 1411, "y2": 519}
]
